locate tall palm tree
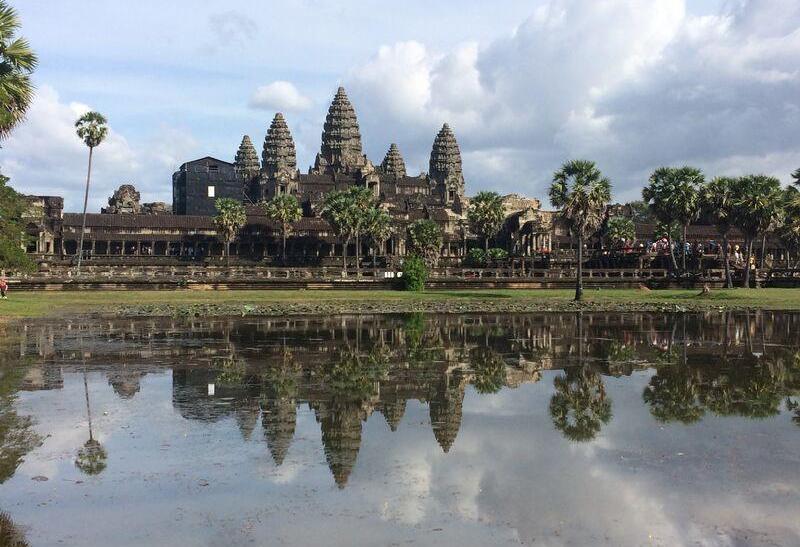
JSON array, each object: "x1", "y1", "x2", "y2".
[
  {"x1": 213, "y1": 197, "x2": 247, "y2": 264},
  {"x1": 364, "y1": 207, "x2": 392, "y2": 276},
  {"x1": 74, "y1": 111, "x2": 108, "y2": 274},
  {"x1": 262, "y1": 194, "x2": 302, "y2": 262},
  {"x1": 549, "y1": 159, "x2": 612, "y2": 301},
  {"x1": 321, "y1": 190, "x2": 353, "y2": 271},
  {"x1": 467, "y1": 191, "x2": 505, "y2": 252},
  {"x1": 643, "y1": 166, "x2": 703, "y2": 273},
  {"x1": 345, "y1": 186, "x2": 375, "y2": 278},
  {"x1": 0, "y1": 1, "x2": 37, "y2": 139},
  {"x1": 701, "y1": 177, "x2": 738, "y2": 288},
  {"x1": 731, "y1": 175, "x2": 783, "y2": 288}
]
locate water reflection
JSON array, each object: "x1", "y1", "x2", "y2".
[{"x1": 1, "y1": 311, "x2": 800, "y2": 544}]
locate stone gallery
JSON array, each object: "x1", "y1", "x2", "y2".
[{"x1": 25, "y1": 87, "x2": 550, "y2": 264}]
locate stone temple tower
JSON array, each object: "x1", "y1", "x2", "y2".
[
  {"x1": 234, "y1": 135, "x2": 261, "y2": 201},
  {"x1": 261, "y1": 113, "x2": 299, "y2": 199},
  {"x1": 312, "y1": 87, "x2": 369, "y2": 176},
  {"x1": 429, "y1": 123, "x2": 465, "y2": 209},
  {"x1": 380, "y1": 143, "x2": 407, "y2": 179}
]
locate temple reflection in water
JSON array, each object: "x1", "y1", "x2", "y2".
[{"x1": 9, "y1": 311, "x2": 800, "y2": 488}]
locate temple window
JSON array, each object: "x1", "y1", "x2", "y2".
[{"x1": 207, "y1": 185, "x2": 215, "y2": 198}]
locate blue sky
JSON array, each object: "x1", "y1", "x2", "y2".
[{"x1": 2, "y1": 0, "x2": 798, "y2": 212}]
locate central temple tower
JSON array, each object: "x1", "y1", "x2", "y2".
[{"x1": 311, "y1": 87, "x2": 370, "y2": 176}]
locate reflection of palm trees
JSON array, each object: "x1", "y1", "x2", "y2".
[
  {"x1": 75, "y1": 368, "x2": 107, "y2": 475},
  {"x1": 469, "y1": 347, "x2": 506, "y2": 395},
  {"x1": 643, "y1": 362, "x2": 704, "y2": 424},
  {"x1": 549, "y1": 366, "x2": 612, "y2": 442}
]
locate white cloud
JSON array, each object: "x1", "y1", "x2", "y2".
[
  {"x1": 0, "y1": 85, "x2": 199, "y2": 211},
  {"x1": 343, "y1": 0, "x2": 800, "y2": 203},
  {"x1": 249, "y1": 81, "x2": 312, "y2": 112}
]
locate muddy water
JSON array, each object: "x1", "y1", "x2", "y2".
[{"x1": 0, "y1": 312, "x2": 799, "y2": 546}]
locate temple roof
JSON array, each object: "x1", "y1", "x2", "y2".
[
  {"x1": 262, "y1": 113, "x2": 297, "y2": 179},
  {"x1": 429, "y1": 123, "x2": 463, "y2": 183},
  {"x1": 380, "y1": 143, "x2": 407, "y2": 178}
]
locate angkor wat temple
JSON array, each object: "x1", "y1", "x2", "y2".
[{"x1": 24, "y1": 87, "x2": 551, "y2": 264}]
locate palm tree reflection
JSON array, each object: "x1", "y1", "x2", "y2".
[
  {"x1": 549, "y1": 366, "x2": 612, "y2": 442},
  {"x1": 75, "y1": 367, "x2": 107, "y2": 475}
]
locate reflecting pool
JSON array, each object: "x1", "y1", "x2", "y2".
[{"x1": 1, "y1": 312, "x2": 799, "y2": 545}]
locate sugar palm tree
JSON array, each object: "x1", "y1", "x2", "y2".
[
  {"x1": 75, "y1": 363, "x2": 107, "y2": 476},
  {"x1": 407, "y1": 218, "x2": 443, "y2": 267},
  {"x1": 213, "y1": 198, "x2": 247, "y2": 264},
  {"x1": 467, "y1": 191, "x2": 505, "y2": 252},
  {"x1": 262, "y1": 194, "x2": 302, "y2": 262},
  {"x1": 731, "y1": 175, "x2": 783, "y2": 288},
  {"x1": 643, "y1": 166, "x2": 703, "y2": 273},
  {"x1": 74, "y1": 111, "x2": 108, "y2": 274},
  {"x1": 365, "y1": 207, "x2": 392, "y2": 276},
  {"x1": 345, "y1": 186, "x2": 376, "y2": 278},
  {"x1": 701, "y1": 177, "x2": 738, "y2": 288},
  {"x1": 0, "y1": 1, "x2": 37, "y2": 139},
  {"x1": 321, "y1": 190, "x2": 353, "y2": 271},
  {"x1": 549, "y1": 160, "x2": 611, "y2": 301}
]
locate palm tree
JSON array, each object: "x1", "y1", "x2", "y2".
[
  {"x1": 549, "y1": 159, "x2": 611, "y2": 301},
  {"x1": 701, "y1": 177, "x2": 738, "y2": 288},
  {"x1": 672, "y1": 167, "x2": 704, "y2": 272},
  {"x1": 364, "y1": 207, "x2": 392, "y2": 276},
  {"x1": 467, "y1": 191, "x2": 505, "y2": 252},
  {"x1": 731, "y1": 175, "x2": 783, "y2": 288},
  {"x1": 643, "y1": 166, "x2": 703, "y2": 273},
  {"x1": 407, "y1": 219, "x2": 443, "y2": 267},
  {"x1": 345, "y1": 186, "x2": 375, "y2": 278},
  {"x1": 74, "y1": 112, "x2": 108, "y2": 274},
  {"x1": 321, "y1": 190, "x2": 353, "y2": 271},
  {"x1": 0, "y1": 2, "x2": 37, "y2": 139},
  {"x1": 262, "y1": 194, "x2": 301, "y2": 262},
  {"x1": 213, "y1": 197, "x2": 247, "y2": 264}
]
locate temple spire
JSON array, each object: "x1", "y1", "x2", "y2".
[
  {"x1": 262, "y1": 113, "x2": 297, "y2": 180},
  {"x1": 312, "y1": 87, "x2": 366, "y2": 175},
  {"x1": 380, "y1": 143, "x2": 407, "y2": 178},
  {"x1": 428, "y1": 123, "x2": 465, "y2": 207},
  {"x1": 234, "y1": 135, "x2": 260, "y2": 184}
]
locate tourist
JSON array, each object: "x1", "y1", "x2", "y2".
[{"x1": 0, "y1": 276, "x2": 7, "y2": 299}]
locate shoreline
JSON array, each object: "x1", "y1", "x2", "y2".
[{"x1": 3, "y1": 288, "x2": 800, "y2": 321}]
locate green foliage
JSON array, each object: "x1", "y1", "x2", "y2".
[
  {"x1": 467, "y1": 191, "x2": 505, "y2": 250},
  {"x1": 731, "y1": 174, "x2": 784, "y2": 241},
  {"x1": 469, "y1": 347, "x2": 506, "y2": 394},
  {"x1": 653, "y1": 221, "x2": 681, "y2": 242},
  {"x1": 75, "y1": 111, "x2": 108, "y2": 149},
  {"x1": 214, "y1": 355, "x2": 246, "y2": 386},
  {"x1": 549, "y1": 159, "x2": 612, "y2": 238},
  {"x1": 624, "y1": 200, "x2": 655, "y2": 223},
  {"x1": 701, "y1": 176, "x2": 739, "y2": 236},
  {"x1": 75, "y1": 438, "x2": 107, "y2": 476},
  {"x1": 643, "y1": 166, "x2": 704, "y2": 230},
  {"x1": 465, "y1": 248, "x2": 486, "y2": 266},
  {"x1": 487, "y1": 247, "x2": 508, "y2": 261},
  {"x1": 0, "y1": 1, "x2": 37, "y2": 139},
  {"x1": 605, "y1": 216, "x2": 635, "y2": 248},
  {"x1": 213, "y1": 198, "x2": 247, "y2": 247},
  {"x1": 262, "y1": 194, "x2": 302, "y2": 258},
  {"x1": 401, "y1": 255, "x2": 427, "y2": 292},
  {"x1": 321, "y1": 187, "x2": 378, "y2": 267},
  {"x1": 325, "y1": 349, "x2": 388, "y2": 402},
  {"x1": 549, "y1": 366, "x2": 612, "y2": 442},
  {"x1": 364, "y1": 207, "x2": 393, "y2": 253},
  {"x1": 407, "y1": 219, "x2": 442, "y2": 266},
  {"x1": 792, "y1": 167, "x2": 800, "y2": 186},
  {"x1": 0, "y1": 173, "x2": 34, "y2": 273}
]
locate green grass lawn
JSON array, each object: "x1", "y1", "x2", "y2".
[{"x1": 2, "y1": 288, "x2": 800, "y2": 319}]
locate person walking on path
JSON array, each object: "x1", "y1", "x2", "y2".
[{"x1": 0, "y1": 276, "x2": 8, "y2": 299}]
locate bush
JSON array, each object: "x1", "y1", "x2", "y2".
[
  {"x1": 487, "y1": 248, "x2": 509, "y2": 261},
  {"x1": 401, "y1": 255, "x2": 427, "y2": 291},
  {"x1": 466, "y1": 248, "x2": 487, "y2": 266}
]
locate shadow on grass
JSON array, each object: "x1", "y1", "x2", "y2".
[{"x1": 442, "y1": 292, "x2": 515, "y2": 299}]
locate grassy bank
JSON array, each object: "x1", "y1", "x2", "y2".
[{"x1": 2, "y1": 288, "x2": 800, "y2": 320}]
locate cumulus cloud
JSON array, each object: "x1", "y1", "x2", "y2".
[
  {"x1": 0, "y1": 85, "x2": 199, "y2": 211},
  {"x1": 249, "y1": 81, "x2": 313, "y2": 112},
  {"x1": 344, "y1": 0, "x2": 800, "y2": 203}
]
